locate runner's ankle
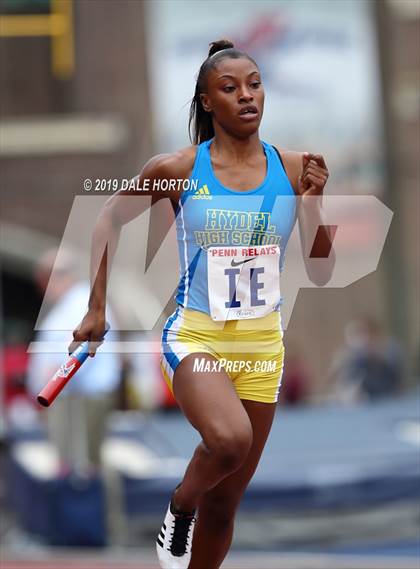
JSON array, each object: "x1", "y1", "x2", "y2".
[{"x1": 171, "y1": 486, "x2": 196, "y2": 515}]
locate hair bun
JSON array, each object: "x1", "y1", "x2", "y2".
[{"x1": 208, "y1": 39, "x2": 234, "y2": 58}]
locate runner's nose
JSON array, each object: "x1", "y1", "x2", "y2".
[{"x1": 238, "y1": 89, "x2": 253, "y2": 103}]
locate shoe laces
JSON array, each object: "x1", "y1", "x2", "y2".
[{"x1": 169, "y1": 512, "x2": 196, "y2": 556}]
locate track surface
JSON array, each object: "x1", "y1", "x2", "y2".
[{"x1": 2, "y1": 551, "x2": 420, "y2": 569}]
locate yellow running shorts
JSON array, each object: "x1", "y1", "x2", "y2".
[{"x1": 160, "y1": 306, "x2": 285, "y2": 404}]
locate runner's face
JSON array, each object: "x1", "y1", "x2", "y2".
[{"x1": 200, "y1": 57, "x2": 264, "y2": 137}]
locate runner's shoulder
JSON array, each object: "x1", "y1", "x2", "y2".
[
  {"x1": 141, "y1": 145, "x2": 197, "y2": 182},
  {"x1": 272, "y1": 145, "x2": 305, "y2": 193}
]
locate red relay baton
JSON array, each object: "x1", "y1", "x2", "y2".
[{"x1": 37, "y1": 327, "x2": 109, "y2": 408}]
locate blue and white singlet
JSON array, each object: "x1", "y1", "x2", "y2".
[{"x1": 174, "y1": 138, "x2": 297, "y2": 321}]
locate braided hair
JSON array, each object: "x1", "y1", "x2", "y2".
[{"x1": 188, "y1": 39, "x2": 257, "y2": 145}]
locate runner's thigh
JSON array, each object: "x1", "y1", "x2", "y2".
[{"x1": 173, "y1": 352, "x2": 253, "y2": 449}]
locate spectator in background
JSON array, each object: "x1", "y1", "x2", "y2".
[
  {"x1": 26, "y1": 248, "x2": 122, "y2": 475},
  {"x1": 329, "y1": 316, "x2": 404, "y2": 404},
  {"x1": 1, "y1": 320, "x2": 37, "y2": 429},
  {"x1": 280, "y1": 341, "x2": 309, "y2": 405}
]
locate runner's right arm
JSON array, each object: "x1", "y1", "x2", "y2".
[{"x1": 69, "y1": 151, "x2": 190, "y2": 355}]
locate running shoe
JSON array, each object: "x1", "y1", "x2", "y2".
[{"x1": 156, "y1": 488, "x2": 196, "y2": 569}]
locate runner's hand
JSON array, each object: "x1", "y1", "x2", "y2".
[
  {"x1": 68, "y1": 309, "x2": 106, "y2": 357},
  {"x1": 297, "y1": 153, "x2": 329, "y2": 197}
]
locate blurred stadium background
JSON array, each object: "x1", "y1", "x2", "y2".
[{"x1": 0, "y1": 1, "x2": 419, "y2": 568}]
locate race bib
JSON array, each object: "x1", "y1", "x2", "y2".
[{"x1": 207, "y1": 244, "x2": 281, "y2": 320}]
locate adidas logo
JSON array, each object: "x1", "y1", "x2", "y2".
[{"x1": 192, "y1": 183, "x2": 212, "y2": 200}]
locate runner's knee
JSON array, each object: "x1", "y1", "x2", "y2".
[{"x1": 202, "y1": 424, "x2": 253, "y2": 472}]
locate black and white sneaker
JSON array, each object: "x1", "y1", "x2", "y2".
[{"x1": 156, "y1": 490, "x2": 196, "y2": 569}]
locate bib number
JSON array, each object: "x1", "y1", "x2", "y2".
[{"x1": 207, "y1": 245, "x2": 280, "y2": 320}]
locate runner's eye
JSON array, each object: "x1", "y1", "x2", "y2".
[{"x1": 222, "y1": 86, "x2": 235, "y2": 93}]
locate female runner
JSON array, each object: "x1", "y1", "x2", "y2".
[{"x1": 70, "y1": 39, "x2": 334, "y2": 569}]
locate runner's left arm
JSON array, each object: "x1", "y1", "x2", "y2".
[{"x1": 282, "y1": 150, "x2": 336, "y2": 286}]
